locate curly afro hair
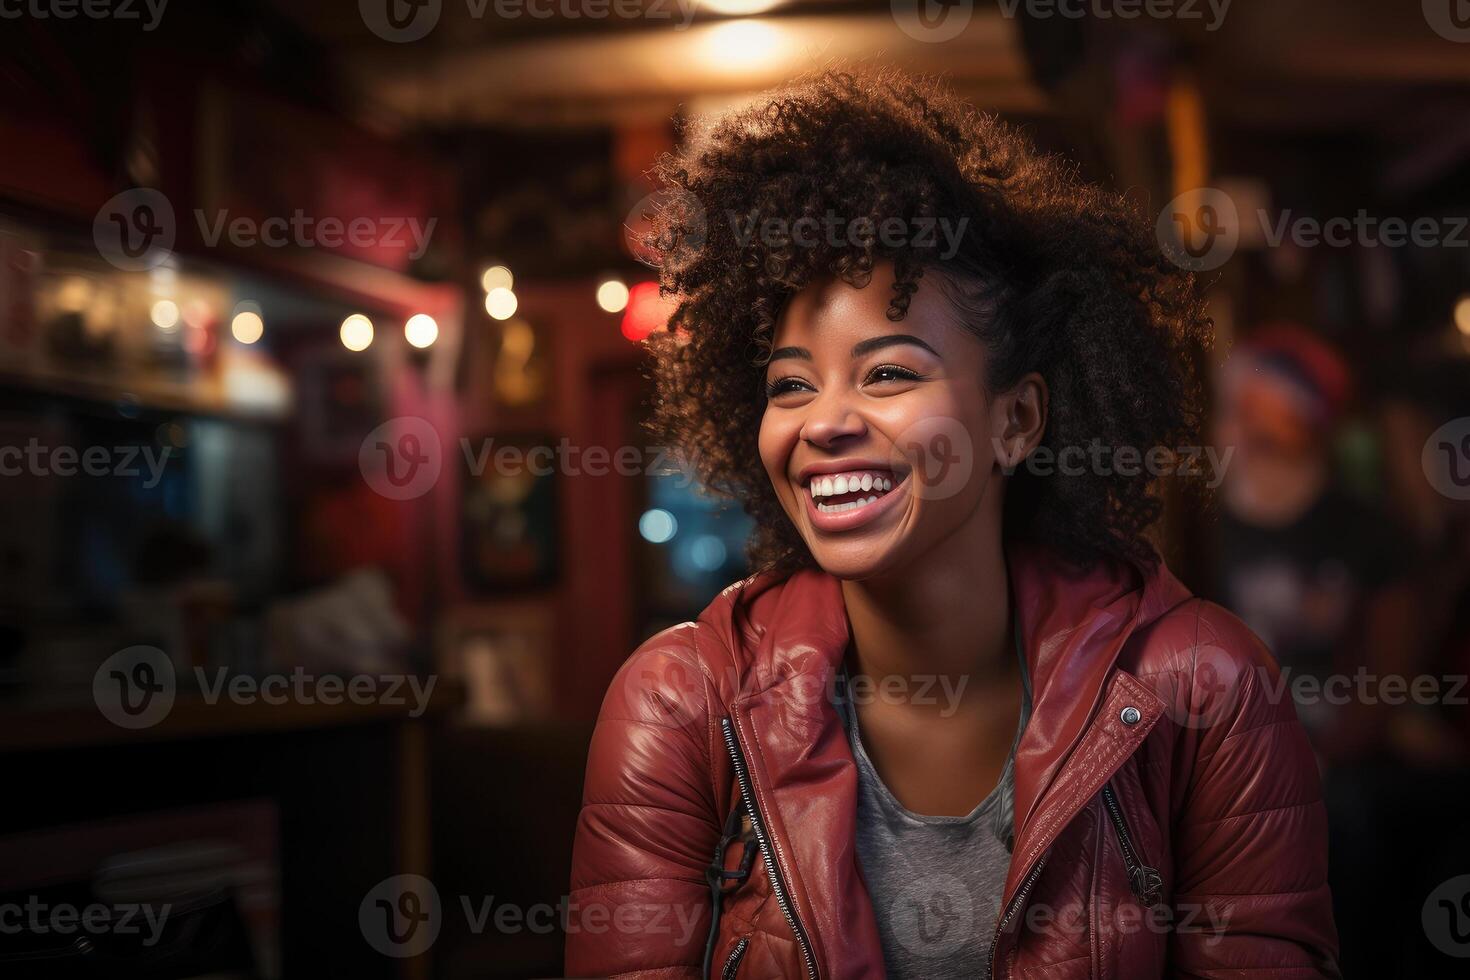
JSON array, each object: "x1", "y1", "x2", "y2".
[{"x1": 643, "y1": 68, "x2": 1210, "y2": 574}]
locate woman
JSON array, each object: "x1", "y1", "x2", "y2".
[{"x1": 567, "y1": 70, "x2": 1338, "y2": 980}]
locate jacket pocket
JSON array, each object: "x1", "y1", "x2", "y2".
[
  {"x1": 721, "y1": 936, "x2": 749, "y2": 980},
  {"x1": 1100, "y1": 782, "x2": 1162, "y2": 907}
]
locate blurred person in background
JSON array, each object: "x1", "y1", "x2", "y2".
[
  {"x1": 567, "y1": 70, "x2": 1337, "y2": 980},
  {"x1": 1212, "y1": 328, "x2": 1462, "y2": 977},
  {"x1": 1212, "y1": 325, "x2": 1414, "y2": 757}
]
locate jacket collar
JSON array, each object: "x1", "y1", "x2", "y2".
[{"x1": 704, "y1": 544, "x2": 1191, "y2": 980}]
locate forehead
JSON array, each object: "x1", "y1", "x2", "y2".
[{"x1": 772, "y1": 271, "x2": 963, "y2": 352}]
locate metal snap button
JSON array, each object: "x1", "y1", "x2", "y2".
[{"x1": 1119, "y1": 705, "x2": 1142, "y2": 726}]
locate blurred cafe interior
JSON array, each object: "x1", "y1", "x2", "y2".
[{"x1": 1, "y1": 1, "x2": 1470, "y2": 977}]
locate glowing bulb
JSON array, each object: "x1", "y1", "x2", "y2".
[
  {"x1": 701, "y1": 0, "x2": 780, "y2": 12},
  {"x1": 405, "y1": 313, "x2": 439, "y2": 349},
  {"x1": 231, "y1": 310, "x2": 264, "y2": 345},
  {"x1": 1455, "y1": 295, "x2": 1470, "y2": 337},
  {"x1": 480, "y1": 265, "x2": 513, "y2": 292},
  {"x1": 340, "y1": 313, "x2": 374, "y2": 352},
  {"x1": 151, "y1": 299, "x2": 180, "y2": 331},
  {"x1": 485, "y1": 287, "x2": 518, "y2": 320},
  {"x1": 701, "y1": 19, "x2": 784, "y2": 72},
  {"x1": 596, "y1": 279, "x2": 630, "y2": 314}
]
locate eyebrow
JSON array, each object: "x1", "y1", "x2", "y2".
[{"x1": 766, "y1": 334, "x2": 940, "y2": 364}]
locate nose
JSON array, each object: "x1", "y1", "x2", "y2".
[{"x1": 800, "y1": 390, "x2": 867, "y2": 450}]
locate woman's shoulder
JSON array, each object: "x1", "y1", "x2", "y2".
[
  {"x1": 1129, "y1": 596, "x2": 1299, "y2": 739},
  {"x1": 600, "y1": 566, "x2": 848, "y2": 726}
]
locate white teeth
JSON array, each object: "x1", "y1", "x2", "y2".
[
  {"x1": 815, "y1": 494, "x2": 883, "y2": 514},
  {"x1": 807, "y1": 470, "x2": 901, "y2": 502}
]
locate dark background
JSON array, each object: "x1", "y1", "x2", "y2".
[{"x1": 1, "y1": 1, "x2": 1468, "y2": 977}]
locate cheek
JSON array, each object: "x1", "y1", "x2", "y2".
[
  {"x1": 757, "y1": 408, "x2": 800, "y2": 493},
  {"x1": 873, "y1": 385, "x2": 997, "y2": 492}
]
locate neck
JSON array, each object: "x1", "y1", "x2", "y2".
[{"x1": 840, "y1": 517, "x2": 1013, "y2": 693}]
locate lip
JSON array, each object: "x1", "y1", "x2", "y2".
[{"x1": 801, "y1": 470, "x2": 911, "y2": 533}]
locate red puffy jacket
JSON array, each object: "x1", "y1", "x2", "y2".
[{"x1": 567, "y1": 547, "x2": 1339, "y2": 979}]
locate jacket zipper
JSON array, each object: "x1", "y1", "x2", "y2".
[
  {"x1": 720, "y1": 716, "x2": 819, "y2": 980},
  {"x1": 721, "y1": 937, "x2": 749, "y2": 980},
  {"x1": 1100, "y1": 783, "x2": 1162, "y2": 907},
  {"x1": 988, "y1": 850, "x2": 1049, "y2": 979}
]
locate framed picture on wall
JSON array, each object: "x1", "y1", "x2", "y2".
[{"x1": 460, "y1": 431, "x2": 559, "y2": 592}]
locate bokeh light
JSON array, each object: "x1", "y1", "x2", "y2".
[
  {"x1": 638, "y1": 508, "x2": 678, "y2": 544},
  {"x1": 150, "y1": 299, "x2": 180, "y2": 331},
  {"x1": 485, "y1": 287, "x2": 518, "y2": 320},
  {"x1": 405, "y1": 313, "x2": 439, "y2": 349},
  {"x1": 340, "y1": 313, "x2": 374, "y2": 352},
  {"x1": 596, "y1": 279, "x2": 630, "y2": 314}
]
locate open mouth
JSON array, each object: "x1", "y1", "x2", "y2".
[{"x1": 806, "y1": 469, "x2": 898, "y2": 515}]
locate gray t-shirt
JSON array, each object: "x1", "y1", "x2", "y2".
[{"x1": 833, "y1": 640, "x2": 1031, "y2": 980}]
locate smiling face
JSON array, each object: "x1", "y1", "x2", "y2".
[{"x1": 758, "y1": 266, "x2": 1047, "y2": 580}]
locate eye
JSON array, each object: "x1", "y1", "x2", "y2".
[
  {"x1": 765, "y1": 376, "x2": 814, "y2": 399},
  {"x1": 864, "y1": 363, "x2": 923, "y2": 385}
]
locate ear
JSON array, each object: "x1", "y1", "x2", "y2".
[{"x1": 991, "y1": 372, "x2": 1048, "y2": 470}]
